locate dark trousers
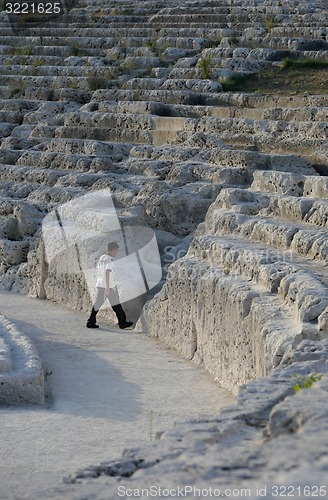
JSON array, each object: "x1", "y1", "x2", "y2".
[{"x1": 87, "y1": 287, "x2": 127, "y2": 327}]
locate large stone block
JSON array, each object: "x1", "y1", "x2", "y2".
[
  {"x1": 144, "y1": 256, "x2": 300, "y2": 393},
  {"x1": 0, "y1": 314, "x2": 44, "y2": 405}
]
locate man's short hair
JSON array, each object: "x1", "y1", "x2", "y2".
[{"x1": 107, "y1": 242, "x2": 119, "y2": 252}]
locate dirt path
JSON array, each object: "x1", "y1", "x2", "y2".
[{"x1": 0, "y1": 291, "x2": 234, "y2": 499}]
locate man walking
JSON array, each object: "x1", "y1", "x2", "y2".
[{"x1": 86, "y1": 241, "x2": 133, "y2": 330}]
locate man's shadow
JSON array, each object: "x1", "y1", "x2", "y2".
[{"x1": 7, "y1": 319, "x2": 143, "y2": 422}]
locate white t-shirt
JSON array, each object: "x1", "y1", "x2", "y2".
[{"x1": 95, "y1": 254, "x2": 117, "y2": 288}]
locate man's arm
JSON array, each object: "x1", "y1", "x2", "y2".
[{"x1": 104, "y1": 269, "x2": 111, "y2": 296}]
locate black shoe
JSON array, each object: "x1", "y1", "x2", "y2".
[
  {"x1": 86, "y1": 322, "x2": 99, "y2": 329},
  {"x1": 119, "y1": 321, "x2": 133, "y2": 330}
]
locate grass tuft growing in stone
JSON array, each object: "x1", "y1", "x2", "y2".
[
  {"x1": 10, "y1": 47, "x2": 32, "y2": 56},
  {"x1": 32, "y1": 57, "x2": 44, "y2": 67},
  {"x1": 10, "y1": 82, "x2": 27, "y2": 97},
  {"x1": 144, "y1": 39, "x2": 158, "y2": 55},
  {"x1": 87, "y1": 77, "x2": 112, "y2": 91},
  {"x1": 197, "y1": 56, "x2": 213, "y2": 80},
  {"x1": 265, "y1": 17, "x2": 276, "y2": 33},
  {"x1": 120, "y1": 7, "x2": 133, "y2": 15},
  {"x1": 91, "y1": 8, "x2": 104, "y2": 20},
  {"x1": 220, "y1": 73, "x2": 251, "y2": 91},
  {"x1": 19, "y1": 12, "x2": 40, "y2": 23},
  {"x1": 229, "y1": 36, "x2": 239, "y2": 47},
  {"x1": 292, "y1": 373, "x2": 324, "y2": 392},
  {"x1": 70, "y1": 43, "x2": 83, "y2": 57},
  {"x1": 208, "y1": 40, "x2": 221, "y2": 49}
]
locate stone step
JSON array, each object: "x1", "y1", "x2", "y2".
[
  {"x1": 0, "y1": 157, "x2": 246, "y2": 193},
  {"x1": 0, "y1": 53, "x2": 163, "y2": 69},
  {"x1": 0, "y1": 35, "x2": 135, "y2": 49},
  {"x1": 125, "y1": 156, "x2": 251, "y2": 186},
  {"x1": 38, "y1": 106, "x2": 328, "y2": 145},
  {"x1": 41, "y1": 138, "x2": 133, "y2": 161},
  {"x1": 0, "y1": 74, "x2": 120, "y2": 90},
  {"x1": 0, "y1": 122, "x2": 17, "y2": 137},
  {"x1": 29, "y1": 118, "x2": 188, "y2": 146},
  {"x1": 148, "y1": 4, "x2": 289, "y2": 14},
  {"x1": 4, "y1": 142, "x2": 129, "y2": 169},
  {"x1": 206, "y1": 205, "x2": 328, "y2": 265},
  {"x1": 0, "y1": 65, "x2": 117, "y2": 78},
  {"x1": 192, "y1": 116, "x2": 328, "y2": 137},
  {"x1": 147, "y1": 21, "x2": 325, "y2": 32},
  {"x1": 0, "y1": 26, "x2": 234, "y2": 39},
  {"x1": 251, "y1": 170, "x2": 328, "y2": 198},
  {"x1": 0, "y1": 99, "x2": 48, "y2": 112},
  {"x1": 6, "y1": 147, "x2": 125, "y2": 171},
  {"x1": 203, "y1": 46, "x2": 328, "y2": 62},
  {"x1": 216, "y1": 93, "x2": 328, "y2": 109},
  {"x1": 0, "y1": 134, "x2": 40, "y2": 149},
  {"x1": 270, "y1": 27, "x2": 328, "y2": 39},
  {"x1": 0, "y1": 45, "x2": 76, "y2": 58},
  {"x1": 166, "y1": 62, "x2": 266, "y2": 81},
  {"x1": 0, "y1": 85, "x2": 92, "y2": 103},
  {"x1": 0, "y1": 166, "x2": 123, "y2": 199},
  {"x1": 129, "y1": 144, "x2": 316, "y2": 175},
  {"x1": 123, "y1": 78, "x2": 222, "y2": 93},
  {"x1": 26, "y1": 184, "x2": 86, "y2": 209},
  {"x1": 3, "y1": 87, "x2": 324, "y2": 111},
  {"x1": 0, "y1": 164, "x2": 68, "y2": 185},
  {"x1": 29, "y1": 124, "x2": 154, "y2": 144},
  {"x1": 62, "y1": 109, "x2": 187, "y2": 128},
  {"x1": 190, "y1": 233, "x2": 328, "y2": 334},
  {"x1": 0, "y1": 55, "x2": 63, "y2": 66},
  {"x1": 0, "y1": 82, "x2": 224, "y2": 106},
  {"x1": 92, "y1": 88, "x2": 225, "y2": 106},
  {"x1": 148, "y1": 11, "x2": 324, "y2": 23},
  {"x1": 0, "y1": 179, "x2": 43, "y2": 200},
  {"x1": 240, "y1": 31, "x2": 328, "y2": 49},
  {"x1": 0, "y1": 34, "x2": 214, "y2": 50},
  {"x1": 189, "y1": 105, "x2": 328, "y2": 122},
  {"x1": 217, "y1": 185, "x2": 328, "y2": 227},
  {"x1": 91, "y1": 89, "x2": 328, "y2": 109},
  {"x1": 180, "y1": 116, "x2": 328, "y2": 160}
]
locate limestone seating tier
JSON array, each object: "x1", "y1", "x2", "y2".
[
  {"x1": 127, "y1": 143, "x2": 316, "y2": 175},
  {"x1": 0, "y1": 66, "x2": 121, "y2": 78},
  {"x1": 190, "y1": 234, "x2": 328, "y2": 331},
  {"x1": 218, "y1": 188, "x2": 328, "y2": 228},
  {"x1": 208, "y1": 207, "x2": 328, "y2": 265},
  {"x1": 0, "y1": 314, "x2": 44, "y2": 405},
  {"x1": 144, "y1": 244, "x2": 301, "y2": 391},
  {"x1": 0, "y1": 27, "x2": 234, "y2": 38},
  {"x1": 56, "y1": 100, "x2": 328, "y2": 123},
  {"x1": 143, "y1": 170, "x2": 328, "y2": 392}
]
